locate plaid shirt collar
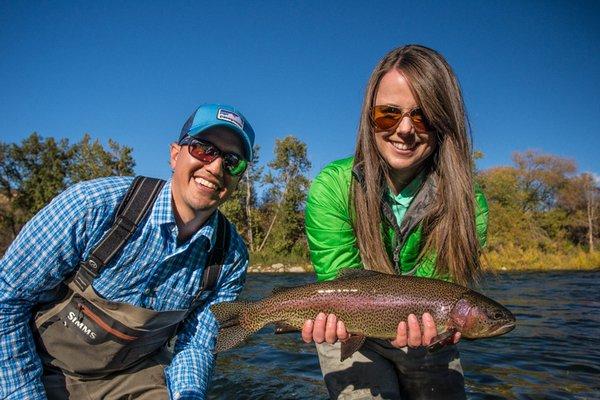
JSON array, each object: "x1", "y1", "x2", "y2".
[{"x1": 150, "y1": 179, "x2": 219, "y2": 251}]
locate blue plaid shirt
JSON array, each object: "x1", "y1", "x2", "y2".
[{"x1": 0, "y1": 177, "x2": 248, "y2": 399}]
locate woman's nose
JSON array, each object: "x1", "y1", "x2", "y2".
[{"x1": 393, "y1": 115, "x2": 415, "y2": 137}]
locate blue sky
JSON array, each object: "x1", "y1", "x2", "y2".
[{"x1": 1, "y1": 1, "x2": 598, "y2": 181}]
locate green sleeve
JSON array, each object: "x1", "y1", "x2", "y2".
[
  {"x1": 305, "y1": 158, "x2": 362, "y2": 281},
  {"x1": 474, "y1": 186, "x2": 489, "y2": 248}
]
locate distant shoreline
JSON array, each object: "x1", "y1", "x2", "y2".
[{"x1": 247, "y1": 263, "x2": 600, "y2": 274}]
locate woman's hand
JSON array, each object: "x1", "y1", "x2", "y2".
[
  {"x1": 301, "y1": 312, "x2": 461, "y2": 347},
  {"x1": 301, "y1": 313, "x2": 349, "y2": 344},
  {"x1": 390, "y1": 312, "x2": 461, "y2": 348}
]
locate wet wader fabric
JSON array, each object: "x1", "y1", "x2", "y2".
[
  {"x1": 316, "y1": 340, "x2": 466, "y2": 400},
  {"x1": 32, "y1": 177, "x2": 230, "y2": 399}
]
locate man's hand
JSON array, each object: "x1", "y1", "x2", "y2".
[{"x1": 301, "y1": 312, "x2": 461, "y2": 347}]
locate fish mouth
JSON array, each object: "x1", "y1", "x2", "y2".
[{"x1": 490, "y1": 321, "x2": 516, "y2": 336}]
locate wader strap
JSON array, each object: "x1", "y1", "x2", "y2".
[
  {"x1": 73, "y1": 176, "x2": 166, "y2": 291},
  {"x1": 189, "y1": 211, "x2": 231, "y2": 310}
]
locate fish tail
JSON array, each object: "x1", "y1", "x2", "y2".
[{"x1": 210, "y1": 300, "x2": 256, "y2": 353}]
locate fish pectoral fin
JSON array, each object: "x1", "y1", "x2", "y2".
[
  {"x1": 426, "y1": 329, "x2": 457, "y2": 353},
  {"x1": 274, "y1": 321, "x2": 299, "y2": 334},
  {"x1": 340, "y1": 334, "x2": 366, "y2": 361}
]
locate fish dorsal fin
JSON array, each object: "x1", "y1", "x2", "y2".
[{"x1": 335, "y1": 268, "x2": 381, "y2": 280}]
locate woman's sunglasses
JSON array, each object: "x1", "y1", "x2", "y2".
[
  {"x1": 370, "y1": 105, "x2": 430, "y2": 132},
  {"x1": 179, "y1": 136, "x2": 248, "y2": 176}
]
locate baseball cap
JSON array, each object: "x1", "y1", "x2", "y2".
[{"x1": 178, "y1": 104, "x2": 255, "y2": 160}]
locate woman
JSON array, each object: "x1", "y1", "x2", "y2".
[{"x1": 302, "y1": 45, "x2": 489, "y2": 399}]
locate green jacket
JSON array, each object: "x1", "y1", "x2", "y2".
[{"x1": 305, "y1": 157, "x2": 489, "y2": 282}]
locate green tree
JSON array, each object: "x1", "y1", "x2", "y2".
[
  {"x1": 0, "y1": 134, "x2": 71, "y2": 239},
  {"x1": 220, "y1": 145, "x2": 264, "y2": 252},
  {"x1": 478, "y1": 150, "x2": 598, "y2": 268},
  {"x1": 513, "y1": 150, "x2": 576, "y2": 211},
  {"x1": 0, "y1": 132, "x2": 135, "y2": 255},
  {"x1": 258, "y1": 136, "x2": 311, "y2": 255},
  {"x1": 557, "y1": 172, "x2": 599, "y2": 251},
  {"x1": 68, "y1": 133, "x2": 135, "y2": 184},
  {"x1": 478, "y1": 166, "x2": 544, "y2": 251},
  {"x1": 511, "y1": 151, "x2": 580, "y2": 250}
]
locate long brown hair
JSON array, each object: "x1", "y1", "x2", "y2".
[{"x1": 352, "y1": 44, "x2": 481, "y2": 286}]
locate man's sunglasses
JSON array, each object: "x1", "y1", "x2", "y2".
[
  {"x1": 179, "y1": 136, "x2": 248, "y2": 176},
  {"x1": 370, "y1": 105, "x2": 431, "y2": 132}
]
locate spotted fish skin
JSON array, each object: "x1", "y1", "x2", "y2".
[{"x1": 210, "y1": 270, "x2": 515, "y2": 353}]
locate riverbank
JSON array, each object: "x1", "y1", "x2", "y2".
[
  {"x1": 248, "y1": 263, "x2": 599, "y2": 273},
  {"x1": 483, "y1": 248, "x2": 600, "y2": 271},
  {"x1": 248, "y1": 249, "x2": 600, "y2": 273},
  {"x1": 248, "y1": 263, "x2": 312, "y2": 273}
]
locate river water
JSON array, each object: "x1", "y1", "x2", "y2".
[{"x1": 208, "y1": 271, "x2": 599, "y2": 399}]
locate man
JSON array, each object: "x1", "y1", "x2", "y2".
[{"x1": 0, "y1": 103, "x2": 255, "y2": 399}]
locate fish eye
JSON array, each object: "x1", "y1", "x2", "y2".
[{"x1": 492, "y1": 312, "x2": 504, "y2": 320}]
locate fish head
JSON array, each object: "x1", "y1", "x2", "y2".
[{"x1": 450, "y1": 292, "x2": 516, "y2": 339}]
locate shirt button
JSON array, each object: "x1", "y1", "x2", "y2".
[{"x1": 144, "y1": 288, "x2": 152, "y2": 295}]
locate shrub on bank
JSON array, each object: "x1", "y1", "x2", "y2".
[{"x1": 484, "y1": 245, "x2": 600, "y2": 270}]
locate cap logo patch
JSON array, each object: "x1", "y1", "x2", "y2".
[{"x1": 217, "y1": 109, "x2": 244, "y2": 130}]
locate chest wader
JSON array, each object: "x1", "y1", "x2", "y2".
[{"x1": 32, "y1": 177, "x2": 231, "y2": 399}]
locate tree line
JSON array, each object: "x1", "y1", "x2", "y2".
[
  {"x1": 0, "y1": 133, "x2": 134, "y2": 253},
  {"x1": 1, "y1": 133, "x2": 598, "y2": 269},
  {"x1": 477, "y1": 150, "x2": 599, "y2": 269}
]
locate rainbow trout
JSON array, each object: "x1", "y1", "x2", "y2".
[{"x1": 211, "y1": 270, "x2": 515, "y2": 360}]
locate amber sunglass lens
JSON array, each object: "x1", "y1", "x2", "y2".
[
  {"x1": 372, "y1": 107, "x2": 401, "y2": 130},
  {"x1": 375, "y1": 116, "x2": 399, "y2": 130},
  {"x1": 409, "y1": 110, "x2": 429, "y2": 132}
]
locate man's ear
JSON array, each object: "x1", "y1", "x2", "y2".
[{"x1": 170, "y1": 143, "x2": 181, "y2": 169}]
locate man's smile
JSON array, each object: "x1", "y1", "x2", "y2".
[{"x1": 193, "y1": 176, "x2": 220, "y2": 191}]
